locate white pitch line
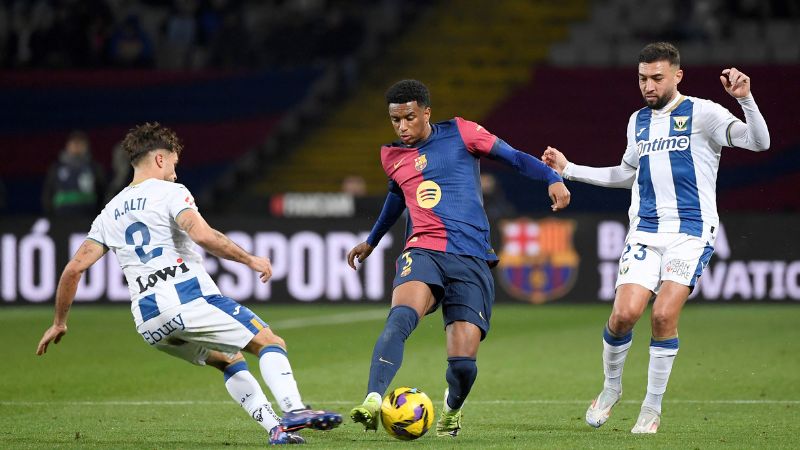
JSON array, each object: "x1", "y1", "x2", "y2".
[
  {"x1": 2, "y1": 399, "x2": 798, "y2": 406},
  {"x1": 267, "y1": 309, "x2": 387, "y2": 330}
]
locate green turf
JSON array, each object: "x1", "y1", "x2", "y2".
[{"x1": 2, "y1": 303, "x2": 799, "y2": 449}]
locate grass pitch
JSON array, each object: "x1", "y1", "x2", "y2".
[{"x1": 2, "y1": 303, "x2": 799, "y2": 449}]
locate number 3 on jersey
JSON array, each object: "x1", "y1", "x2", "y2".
[{"x1": 125, "y1": 222, "x2": 163, "y2": 263}]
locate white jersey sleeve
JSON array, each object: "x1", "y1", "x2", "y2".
[
  {"x1": 86, "y1": 214, "x2": 107, "y2": 247},
  {"x1": 167, "y1": 183, "x2": 199, "y2": 220}
]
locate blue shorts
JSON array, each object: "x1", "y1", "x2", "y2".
[{"x1": 392, "y1": 248, "x2": 495, "y2": 340}]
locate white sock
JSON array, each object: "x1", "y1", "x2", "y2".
[
  {"x1": 259, "y1": 346, "x2": 304, "y2": 412},
  {"x1": 643, "y1": 344, "x2": 679, "y2": 414},
  {"x1": 365, "y1": 392, "x2": 382, "y2": 404},
  {"x1": 603, "y1": 339, "x2": 632, "y2": 394},
  {"x1": 224, "y1": 368, "x2": 281, "y2": 432}
]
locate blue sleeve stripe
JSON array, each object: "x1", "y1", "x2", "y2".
[
  {"x1": 86, "y1": 237, "x2": 108, "y2": 250},
  {"x1": 223, "y1": 360, "x2": 249, "y2": 382},
  {"x1": 725, "y1": 121, "x2": 735, "y2": 147},
  {"x1": 259, "y1": 344, "x2": 288, "y2": 358}
]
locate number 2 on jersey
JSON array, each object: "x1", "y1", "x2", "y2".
[{"x1": 125, "y1": 222, "x2": 163, "y2": 263}]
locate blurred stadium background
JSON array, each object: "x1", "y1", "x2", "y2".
[{"x1": 1, "y1": 0, "x2": 799, "y2": 447}]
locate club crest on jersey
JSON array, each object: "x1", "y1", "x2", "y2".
[
  {"x1": 673, "y1": 116, "x2": 689, "y2": 132},
  {"x1": 497, "y1": 218, "x2": 579, "y2": 304},
  {"x1": 414, "y1": 154, "x2": 428, "y2": 171}
]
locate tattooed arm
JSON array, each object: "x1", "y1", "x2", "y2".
[{"x1": 176, "y1": 209, "x2": 272, "y2": 282}]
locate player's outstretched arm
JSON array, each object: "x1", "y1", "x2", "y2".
[
  {"x1": 36, "y1": 240, "x2": 105, "y2": 355},
  {"x1": 719, "y1": 68, "x2": 770, "y2": 151},
  {"x1": 177, "y1": 209, "x2": 272, "y2": 283},
  {"x1": 544, "y1": 146, "x2": 636, "y2": 189}
]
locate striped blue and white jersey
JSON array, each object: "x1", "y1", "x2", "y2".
[
  {"x1": 621, "y1": 94, "x2": 738, "y2": 237},
  {"x1": 87, "y1": 179, "x2": 221, "y2": 325}
]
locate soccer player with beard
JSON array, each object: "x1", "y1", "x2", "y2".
[
  {"x1": 347, "y1": 79, "x2": 571, "y2": 437},
  {"x1": 542, "y1": 42, "x2": 770, "y2": 433}
]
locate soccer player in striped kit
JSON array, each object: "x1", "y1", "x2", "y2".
[
  {"x1": 543, "y1": 42, "x2": 770, "y2": 433},
  {"x1": 347, "y1": 79, "x2": 571, "y2": 436},
  {"x1": 36, "y1": 122, "x2": 341, "y2": 445}
]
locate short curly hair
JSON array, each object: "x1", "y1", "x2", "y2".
[
  {"x1": 121, "y1": 122, "x2": 183, "y2": 166},
  {"x1": 385, "y1": 79, "x2": 431, "y2": 107},
  {"x1": 638, "y1": 42, "x2": 680, "y2": 67}
]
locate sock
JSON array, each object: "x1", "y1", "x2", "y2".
[
  {"x1": 258, "y1": 345, "x2": 305, "y2": 413},
  {"x1": 223, "y1": 361, "x2": 281, "y2": 432},
  {"x1": 602, "y1": 324, "x2": 633, "y2": 394},
  {"x1": 643, "y1": 337, "x2": 679, "y2": 414},
  {"x1": 366, "y1": 305, "x2": 419, "y2": 395},
  {"x1": 445, "y1": 357, "x2": 477, "y2": 410}
]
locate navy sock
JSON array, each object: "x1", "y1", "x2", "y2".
[
  {"x1": 445, "y1": 357, "x2": 478, "y2": 410},
  {"x1": 366, "y1": 305, "x2": 419, "y2": 395}
]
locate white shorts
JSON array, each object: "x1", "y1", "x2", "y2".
[
  {"x1": 134, "y1": 295, "x2": 268, "y2": 365},
  {"x1": 615, "y1": 226, "x2": 716, "y2": 294}
]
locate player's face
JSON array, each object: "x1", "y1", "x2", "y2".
[
  {"x1": 638, "y1": 60, "x2": 683, "y2": 110},
  {"x1": 388, "y1": 101, "x2": 431, "y2": 146}
]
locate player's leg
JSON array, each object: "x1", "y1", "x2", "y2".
[
  {"x1": 147, "y1": 335, "x2": 301, "y2": 445},
  {"x1": 632, "y1": 233, "x2": 714, "y2": 433},
  {"x1": 352, "y1": 249, "x2": 443, "y2": 431},
  {"x1": 206, "y1": 350, "x2": 303, "y2": 444},
  {"x1": 436, "y1": 257, "x2": 493, "y2": 438},
  {"x1": 586, "y1": 283, "x2": 652, "y2": 428},
  {"x1": 632, "y1": 280, "x2": 689, "y2": 434},
  {"x1": 587, "y1": 233, "x2": 662, "y2": 429},
  {"x1": 437, "y1": 320, "x2": 482, "y2": 437},
  {"x1": 351, "y1": 280, "x2": 437, "y2": 431},
  {"x1": 244, "y1": 327, "x2": 342, "y2": 432}
]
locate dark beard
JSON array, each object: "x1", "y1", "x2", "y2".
[{"x1": 645, "y1": 93, "x2": 671, "y2": 110}]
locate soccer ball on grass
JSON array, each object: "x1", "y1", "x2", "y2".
[{"x1": 380, "y1": 387, "x2": 434, "y2": 440}]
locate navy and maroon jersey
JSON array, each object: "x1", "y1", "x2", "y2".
[{"x1": 379, "y1": 118, "x2": 507, "y2": 262}]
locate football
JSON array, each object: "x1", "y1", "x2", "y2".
[{"x1": 380, "y1": 387, "x2": 435, "y2": 440}]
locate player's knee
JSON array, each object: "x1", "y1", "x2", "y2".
[
  {"x1": 262, "y1": 332, "x2": 286, "y2": 350},
  {"x1": 381, "y1": 305, "x2": 419, "y2": 341},
  {"x1": 609, "y1": 308, "x2": 640, "y2": 331},
  {"x1": 650, "y1": 311, "x2": 676, "y2": 335},
  {"x1": 207, "y1": 351, "x2": 244, "y2": 371}
]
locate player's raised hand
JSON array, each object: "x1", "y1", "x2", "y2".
[
  {"x1": 248, "y1": 256, "x2": 272, "y2": 283},
  {"x1": 548, "y1": 181, "x2": 571, "y2": 212},
  {"x1": 347, "y1": 242, "x2": 375, "y2": 270},
  {"x1": 720, "y1": 68, "x2": 751, "y2": 99},
  {"x1": 542, "y1": 146, "x2": 569, "y2": 175},
  {"x1": 36, "y1": 324, "x2": 67, "y2": 355}
]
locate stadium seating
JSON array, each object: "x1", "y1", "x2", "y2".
[{"x1": 244, "y1": 0, "x2": 588, "y2": 197}]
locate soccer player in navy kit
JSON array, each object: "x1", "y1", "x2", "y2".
[{"x1": 347, "y1": 79, "x2": 571, "y2": 437}]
